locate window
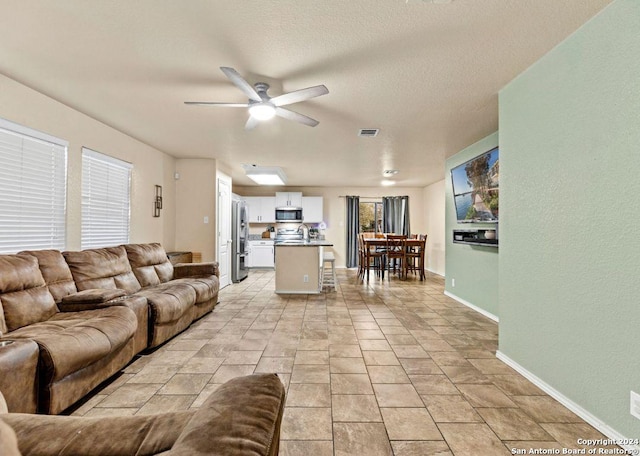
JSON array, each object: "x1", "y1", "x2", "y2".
[
  {"x1": 0, "y1": 118, "x2": 67, "y2": 254},
  {"x1": 359, "y1": 201, "x2": 383, "y2": 234},
  {"x1": 81, "y1": 148, "x2": 132, "y2": 249}
]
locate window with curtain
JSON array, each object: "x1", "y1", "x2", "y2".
[
  {"x1": 0, "y1": 118, "x2": 68, "y2": 254},
  {"x1": 359, "y1": 201, "x2": 383, "y2": 234},
  {"x1": 81, "y1": 148, "x2": 132, "y2": 249}
]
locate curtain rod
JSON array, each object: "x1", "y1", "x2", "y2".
[
  {"x1": 338, "y1": 196, "x2": 408, "y2": 199},
  {"x1": 338, "y1": 196, "x2": 382, "y2": 200}
]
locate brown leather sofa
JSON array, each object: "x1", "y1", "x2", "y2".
[
  {"x1": 63, "y1": 243, "x2": 219, "y2": 348},
  {"x1": 0, "y1": 243, "x2": 219, "y2": 415},
  {"x1": 0, "y1": 252, "x2": 147, "y2": 415},
  {"x1": 0, "y1": 373, "x2": 286, "y2": 456}
]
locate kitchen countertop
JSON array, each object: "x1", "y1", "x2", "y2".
[
  {"x1": 249, "y1": 234, "x2": 274, "y2": 240},
  {"x1": 274, "y1": 240, "x2": 333, "y2": 247}
]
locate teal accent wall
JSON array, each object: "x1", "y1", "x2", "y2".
[
  {"x1": 445, "y1": 132, "x2": 499, "y2": 319},
  {"x1": 499, "y1": 0, "x2": 640, "y2": 439}
]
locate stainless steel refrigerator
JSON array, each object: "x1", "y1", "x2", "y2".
[{"x1": 231, "y1": 199, "x2": 249, "y2": 282}]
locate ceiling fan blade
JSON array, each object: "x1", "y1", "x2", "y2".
[
  {"x1": 184, "y1": 102, "x2": 249, "y2": 107},
  {"x1": 244, "y1": 116, "x2": 260, "y2": 131},
  {"x1": 275, "y1": 107, "x2": 319, "y2": 127},
  {"x1": 270, "y1": 85, "x2": 329, "y2": 107},
  {"x1": 220, "y1": 67, "x2": 262, "y2": 102}
]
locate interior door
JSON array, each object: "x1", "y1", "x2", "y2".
[{"x1": 217, "y1": 173, "x2": 232, "y2": 288}]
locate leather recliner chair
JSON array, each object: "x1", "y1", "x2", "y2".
[{"x1": 0, "y1": 373, "x2": 285, "y2": 456}]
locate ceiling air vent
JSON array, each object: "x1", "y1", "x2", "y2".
[{"x1": 358, "y1": 128, "x2": 379, "y2": 137}]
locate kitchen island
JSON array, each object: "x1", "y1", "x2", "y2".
[{"x1": 274, "y1": 240, "x2": 334, "y2": 294}]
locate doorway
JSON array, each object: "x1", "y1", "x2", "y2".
[{"x1": 217, "y1": 172, "x2": 232, "y2": 288}]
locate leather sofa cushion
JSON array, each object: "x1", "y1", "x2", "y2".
[
  {"x1": 133, "y1": 283, "x2": 196, "y2": 324},
  {"x1": 19, "y1": 250, "x2": 77, "y2": 304},
  {"x1": 64, "y1": 246, "x2": 142, "y2": 294},
  {"x1": 125, "y1": 243, "x2": 174, "y2": 287},
  {"x1": 171, "y1": 278, "x2": 218, "y2": 304},
  {"x1": 8, "y1": 306, "x2": 137, "y2": 382},
  {"x1": 0, "y1": 254, "x2": 57, "y2": 333},
  {"x1": 133, "y1": 283, "x2": 195, "y2": 324}
]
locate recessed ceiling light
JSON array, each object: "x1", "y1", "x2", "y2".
[
  {"x1": 381, "y1": 180, "x2": 396, "y2": 186},
  {"x1": 383, "y1": 170, "x2": 399, "y2": 177}
]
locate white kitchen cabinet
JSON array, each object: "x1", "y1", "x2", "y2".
[
  {"x1": 248, "y1": 240, "x2": 275, "y2": 268},
  {"x1": 275, "y1": 192, "x2": 302, "y2": 208},
  {"x1": 302, "y1": 196, "x2": 323, "y2": 223},
  {"x1": 245, "y1": 197, "x2": 275, "y2": 223}
]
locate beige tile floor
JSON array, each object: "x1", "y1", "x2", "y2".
[{"x1": 70, "y1": 269, "x2": 616, "y2": 455}]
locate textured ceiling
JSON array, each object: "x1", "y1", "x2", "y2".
[{"x1": 0, "y1": 0, "x2": 612, "y2": 187}]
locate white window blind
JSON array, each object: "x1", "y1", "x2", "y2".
[
  {"x1": 0, "y1": 118, "x2": 68, "y2": 254},
  {"x1": 81, "y1": 148, "x2": 132, "y2": 249}
]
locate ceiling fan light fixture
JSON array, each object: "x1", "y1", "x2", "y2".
[{"x1": 249, "y1": 103, "x2": 276, "y2": 121}]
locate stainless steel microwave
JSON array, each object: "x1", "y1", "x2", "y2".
[{"x1": 275, "y1": 207, "x2": 303, "y2": 223}]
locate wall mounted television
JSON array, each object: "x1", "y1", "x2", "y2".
[{"x1": 451, "y1": 147, "x2": 499, "y2": 223}]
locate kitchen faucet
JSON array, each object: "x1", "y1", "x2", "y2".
[{"x1": 297, "y1": 223, "x2": 310, "y2": 241}]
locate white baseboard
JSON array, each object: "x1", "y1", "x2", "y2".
[
  {"x1": 426, "y1": 268, "x2": 444, "y2": 277},
  {"x1": 443, "y1": 290, "x2": 499, "y2": 322},
  {"x1": 496, "y1": 351, "x2": 640, "y2": 454}
]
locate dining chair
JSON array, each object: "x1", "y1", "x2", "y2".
[
  {"x1": 385, "y1": 234, "x2": 407, "y2": 279},
  {"x1": 406, "y1": 234, "x2": 427, "y2": 280},
  {"x1": 357, "y1": 234, "x2": 365, "y2": 279},
  {"x1": 359, "y1": 234, "x2": 385, "y2": 280}
]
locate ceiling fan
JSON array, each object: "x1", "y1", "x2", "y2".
[{"x1": 185, "y1": 67, "x2": 329, "y2": 130}]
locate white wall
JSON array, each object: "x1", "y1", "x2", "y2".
[
  {"x1": 0, "y1": 74, "x2": 176, "y2": 251},
  {"x1": 423, "y1": 179, "x2": 445, "y2": 276},
  {"x1": 175, "y1": 159, "x2": 217, "y2": 262}
]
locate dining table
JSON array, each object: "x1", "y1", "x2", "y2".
[{"x1": 362, "y1": 237, "x2": 426, "y2": 281}]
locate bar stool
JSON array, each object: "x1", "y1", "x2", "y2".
[{"x1": 322, "y1": 251, "x2": 337, "y2": 291}]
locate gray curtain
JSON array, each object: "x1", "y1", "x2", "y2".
[
  {"x1": 345, "y1": 196, "x2": 360, "y2": 268},
  {"x1": 382, "y1": 196, "x2": 410, "y2": 236}
]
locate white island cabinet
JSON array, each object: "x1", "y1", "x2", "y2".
[{"x1": 274, "y1": 240, "x2": 333, "y2": 294}]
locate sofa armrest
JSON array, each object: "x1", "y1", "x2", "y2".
[
  {"x1": 58, "y1": 289, "x2": 128, "y2": 312},
  {"x1": 173, "y1": 262, "x2": 219, "y2": 279},
  {"x1": 2, "y1": 374, "x2": 285, "y2": 456},
  {"x1": 168, "y1": 373, "x2": 285, "y2": 456},
  {"x1": 2, "y1": 410, "x2": 194, "y2": 456}
]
